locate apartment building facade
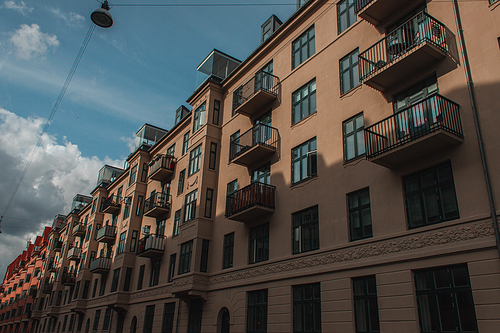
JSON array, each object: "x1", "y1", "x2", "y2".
[{"x1": 1, "y1": 0, "x2": 500, "y2": 332}]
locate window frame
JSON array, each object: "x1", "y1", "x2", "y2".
[
  {"x1": 348, "y1": 188, "x2": 372, "y2": 241},
  {"x1": 249, "y1": 223, "x2": 269, "y2": 264},
  {"x1": 353, "y1": 275, "x2": 380, "y2": 333},
  {"x1": 292, "y1": 205, "x2": 319, "y2": 254},
  {"x1": 128, "y1": 164, "x2": 137, "y2": 186},
  {"x1": 208, "y1": 142, "x2": 217, "y2": 170},
  {"x1": 177, "y1": 169, "x2": 186, "y2": 195},
  {"x1": 292, "y1": 25, "x2": 315, "y2": 69},
  {"x1": 182, "y1": 131, "x2": 190, "y2": 155},
  {"x1": 247, "y1": 289, "x2": 268, "y2": 333},
  {"x1": 178, "y1": 240, "x2": 193, "y2": 275},
  {"x1": 292, "y1": 79, "x2": 317, "y2": 125},
  {"x1": 193, "y1": 102, "x2": 206, "y2": 133},
  {"x1": 223, "y1": 232, "x2": 234, "y2": 270},
  {"x1": 188, "y1": 144, "x2": 202, "y2": 176},
  {"x1": 343, "y1": 113, "x2": 365, "y2": 161},
  {"x1": 338, "y1": 0, "x2": 356, "y2": 34},
  {"x1": 213, "y1": 100, "x2": 221, "y2": 125},
  {"x1": 293, "y1": 283, "x2": 321, "y2": 333},
  {"x1": 340, "y1": 48, "x2": 360, "y2": 95},
  {"x1": 291, "y1": 137, "x2": 317, "y2": 184},
  {"x1": 204, "y1": 188, "x2": 214, "y2": 218}
]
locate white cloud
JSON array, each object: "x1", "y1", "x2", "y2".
[
  {"x1": 0, "y1": 108, "x2": 124, "y2": 275},
  {"x1": 4, "y1": 1, "x2": 33, "y2": 15},
  {"x1": 9, "y1": 24, "x2": 59, "y2": 60},
  {"x1": 50, "y1": 8, "x2": 85, "y2": 26}
]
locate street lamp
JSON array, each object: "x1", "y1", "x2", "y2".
[{"x1": 91, "y1": 1, "x2": 113, "y2": 28}]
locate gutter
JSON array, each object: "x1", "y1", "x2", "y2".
[{"x1": 452, "y1": 0, "x2": 500, "y2": 258}]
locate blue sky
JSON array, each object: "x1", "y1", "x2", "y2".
[{"x1": 0, "y1": 0, "x2": 296, "y2": 276}]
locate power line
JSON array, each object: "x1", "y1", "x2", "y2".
[{"x1": 0, "y1": 23, "x2": 96, "y2": 234}]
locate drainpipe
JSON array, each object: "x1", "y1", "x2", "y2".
[{"x1": 452, "y1": 0, "x2": 500, "y2": 258}]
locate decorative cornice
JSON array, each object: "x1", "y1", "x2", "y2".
[
  {"x1": 128, "y1": 286, "x2": 172, "y2": 300},
  {"x1": 208, "y1": 221, "x2": 495, "y2": 285}
]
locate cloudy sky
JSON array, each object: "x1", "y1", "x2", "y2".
[{"x1": 0, "y1": 0, "x2": 296, "y2": 277}]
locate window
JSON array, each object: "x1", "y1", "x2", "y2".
[
  {"x1": 184, "y1": 190, "x2": 198, "y2": 222},
  {"x1": 292, "y1": 25, "x2": 315, "y2": 69},
  {"x1": 129, "y1": 164, "x2": 137, "y2": 186},
  {"x1": 85, "y1": 224, "x2": 92, "y2": 242},
  {"x1": 140, "y1": 162, "x2": 148, "y2": 182},
  {"x1": 414, "y1": 265, "x2": 478, "y2": 333},
  {"x1": 99, "y1": 278, "x2": 106, "y2": 296},
  {"x1": 68, "y1": 314, "x2": 75, "y2": 332},
  {"x1": 130, "y1": 230, "x2": 138, "y2": 252},
  {"x1": 178, "y1": 240, "x2": 193, "y2": 275},
  {"x1": 136, "y1": 195, "x2": 144, "y2": 215},
  {"x1": 208, "y1": 143, "x2": 217, "y2": 170},
  {"x1": 157, "y1": 219, "x2": 166, "y2": 237},
  {"x1": 253, "y1": 164, "x2": 270, "y2": 185},
  {"x1": 117, "y1": 231, "x2": 126, "y2": 254},
  {"x1": 293, "y1": 283, "x2": 321, "y2": 333},
  {"x1": 223, "y1": 233, "x2": 234, "y2": 269},
  {"x1": 293, "y1": 206, "x2": 319, "y2": 254},
  {"x1": 101, "y1": 308, "x2": 111, "y2": 331},
  {"x1": 200, "y1": 239, "x2": 210, "y2": 273},
  {"x1": 182, "y1": 132, "x2": 190, "y2": 155},
  {"x1": 122, "y1": 268, "x2": 132, "y2": 292},
  {"x1": 352, "y1": 276, "x2": 380, "y2": 332},
  {"x1": 227, "y1": 180, "x2": 238, "y2": 196},
  {"x1": 404, "y1": 162, "x2": 459, "y2": 228},
  {"x1": 193, "y1": 102, "x2": 206, "y2": 132},
  {"x1": 292, "y1": 138, "x2": 317, "y2": 184},
  {"x1": 338, "y1": 0, "x2": 356, "y2": 34},
  {"x1": 137, "y1": 265, "x2": 145, "y2": 290},
  {"x1": 150, "y1": 260, "x2": 161, "y2": 287},
  {"x1": 143, "y1": 305, "x2": 155, "y2": 333},
  {"x1": 348, "y1": 188, "x2": 372, "y2": 241},
  {"x1": 188, "y1": 144, "x2": 202, "y2": 176},
  {"x1": 292, "y1": 79, "x2": 316, "y2": 124},
  {"x1": 162, "y1": 303, "x2": 176, "y2": 333},
  {"x1": 204, "y1": 188, "x2": 214, "y2": 218},
  {"x1": 123, "y1": 196, "x2": 132, "y2": 219},
  {"x1": 177, "y1": 169, "x2": 186, "y2": 195},
  {"x1": 344, "y1": 113, "x2": 365, "y2": 161},
  {"x1": 213, "y1": 100, "x2": 221, "y2": 125},
  {"x1": 92, "y1": 310, "x2": 101, "y2": 332},
  {"x1": 167, "y1": 143, "x2": 175, "y2": 156},
  {"x1": 249, "y1": 223, "x2": 269, "y2": 264},
  {"x1": 82, "y1": 280, "x2": 90, "y2": 299},
  {"x1": 111, "y1": 269, "x2": 120, "y2": 292},
  {"x1": 168, "y1": 254, "x2": 176, "y2": 283},
  {"x1": 340, "y1": 49, "x2": 360, "y2": 94},
  {"x1": 173, "y1": 210, "x2": 181, "y2": 237},
  {"x1": 187, "y1": 299, "x2": 203, "y2": 333},
  {"x1": 247, "y1": 289, "x2": 268, "y2": 333}
]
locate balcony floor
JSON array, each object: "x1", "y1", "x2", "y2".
[
  {"x1": 231, "y1": 144, "x2": 277, "y2": 167},
  {"x1": 149, "y1": 168, "x2": 174, "y2": 182},
  {"x1": 368, "y1": 129, "x2": 463, "y2": 168},
  {"x1": 137, "y1": 248, "x2": 164, "y2": 259},
  {"x1": 357, "y1": 0, "x2": 410, "y2": 26},
  {"x1": 362, "y1": 41, "x2": 449, "y2": 91},
  {"x1": 235, "y1": 90, "x2": 277, "y2": 117},
  {"x1": 144, "y1": 206, "x2": 170, "y2": 219},
  {"x1": 227, "y1": 205, "x2": 274, "y2": 223},
  {"x1": 102, "y1": 205, "x2": 120, "y2": 215}
]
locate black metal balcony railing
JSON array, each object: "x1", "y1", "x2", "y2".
[
  {"x1": 101, "y1": 195, "x2": 122, "y2": 214},
  {"x1": 365, "y1": 94, "x2": 463, "y2": 158},
  {"x1": 72, "y1": 223, "x2": 86, "y2": 236},
  {"x1": 354, "y1": 0, "x2": 373, "y2": 13},
  {"x1": 232, "y1": 71, "x2": 280, "y2": 111},
  {"x1": 137, "y1": 235, "x2": 165, "y2": 257},
  {"x1": 96, "y1": 225, "x2": 117, "y2": 242},
  {"x1": 42, "y1": 283, "x2": 53, "y2": 294},
  {"x1": 144, "y1": 193, "x2": 172, "y2": 215},
  {"x1": 90, "y1": 257, "x2": 112, "y2": 272},
  {"x1": 53, "y1": 240, "x2": 62, "y2": 251},
  {"x1": 226, "y1": 182, "x2": 276, "y2": 218},
  {"x1": 67, "y1": 247, "x2": 82, "y2": 261},
  {"x1": 229, "y1": 124, "x2": 279, "y2": 163},
  {"x1": 148, "y1": 155, "x2": 176, "y2": 179},
  {"x1": 359, "y1": 12, "x2": 450, "y2": 81}
]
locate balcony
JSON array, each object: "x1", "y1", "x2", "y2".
[
  {"x1": 101, "y1": 195, "x2": 122, "y2": 215},
  {"x1": 229, "y1": 124, "x2": 279, "y2": 167},
  {"x1": 148, "y1": 155, "x2": 176, "y2": 182},
  {"x1": 47, "y1": 306, "x2": 60, "y2": 317},
  {"x1": 359, "y1": 12, "x2": 456, "y2": 91},
  {"x1": 32, "y1": 246, "x2": 41, "y2": 255},
  {"x1": 233, "y1": 72, "x2": 280, "y2": 117},
  {"x1": 72, "y1": 223, "x2": 86, "y2": 237},
  {"x1": 42, "y1": 283, "x2": 53, "y2": 294},
  {"x1": 67, "y1": 247, "x2": 82, "y2": 261},
  {"x1": 365, "y1": 94, "x2": 463, "y2": 168},
  {"x1": 31, "y1": 310, "x2": 42, "y2": 319},
  {"x1": 96, "y1": 225, "x2": 117, "y2": 244},
  {"x1": 61, "y1": 273, "x2": 75, "y2": 286},
  {"x1": 354, "y1": 0, "x2": 412, "y2": 26},
  {"x1": 143, "y1": 193, "x2": 171, "y2": 219},
  {"x1": 136, "y1": 235, "x2": 165, "y2": 259},
  {"x1": 89, "y1": 257, "x2": 111, "y2": 275},
  {"x1": 47, "y1": 262, "x2": 57, "y2": 273},
  {"x1": 53, "y1": 240, "x2": 62, "y2": 252},
  {"x1": 225, "y1": 182, "x2": 276, "y2": 222}
]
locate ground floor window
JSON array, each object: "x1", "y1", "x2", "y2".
[{"x1": 293, "y1": 283, "x2": 321, "y2": 333}]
